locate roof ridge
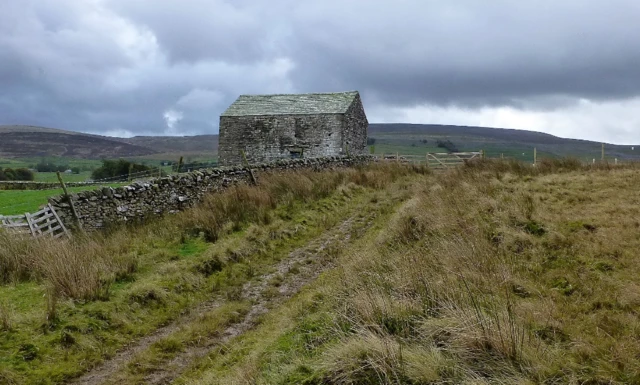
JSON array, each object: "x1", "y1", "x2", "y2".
[
  {"x1": 221, "y1": 91, "x2": 360, "y2": 117},
  {"x1": 237, "y1": 90, "x2": 358, "y2": 97}
]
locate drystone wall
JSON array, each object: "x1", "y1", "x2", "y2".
[
  {"x1": 0, "y1": 181, "x2": 100, "y2": 191},
  {"x1": 48, "y1": 156, "x2": 373, "y2": 231}
]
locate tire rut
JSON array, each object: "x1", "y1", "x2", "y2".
[
  {"x1": 69, "y1": 206, "x2": 377, "y2": 385},
  {"x1": 143, "y1": 212, "x2": 375, "y2": 385}
]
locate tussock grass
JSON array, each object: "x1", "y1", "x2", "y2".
[
  {"x1": 321, "y1": 162, "x2": 640, "y2": 383},
  {"x1": 180, "y1": 164, "x2": 427, "y2": 242},
  {"x1": 180, "y1": 160, "x2": 640, "y2": 384},
  {"x1": 463, "y1": 156, "x2": 640, "y2": 177}
]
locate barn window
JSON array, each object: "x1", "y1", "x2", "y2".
[{"x1": 290, "y1": 148, "x2": 303, "y2": 159}]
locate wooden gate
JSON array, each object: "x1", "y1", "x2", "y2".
[
  {"x1": 0, "y1": 204, "x2": 71, "y2": 239},
  {"x1": 426, "y1": 152, "x2": 482, "y2": 169}
]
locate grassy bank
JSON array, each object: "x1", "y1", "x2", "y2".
[
  {"x1": 0, "y1": 163, "x2": 423, "y2": 384},
  {"x1": 176, "y1": 159, "x2": 640, "y2": 384}
]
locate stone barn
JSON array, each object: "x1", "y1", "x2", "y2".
[{"x1": 218, "y1": 91, "x2": 368, "y2": 166}]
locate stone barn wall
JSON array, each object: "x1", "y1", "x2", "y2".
[
  {"x1": 218, "y1": 114, "x2": 345, "y2": 165},
  {"x1": 48, "y1": 156, "x2": 372, "y2": 231},
  {"x1": 343, "y1": 93, "x2": 368, "y2": 155}
]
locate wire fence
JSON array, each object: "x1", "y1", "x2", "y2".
[{"x1": 90, "y1": 168, "x2": 166, "y2": 183}]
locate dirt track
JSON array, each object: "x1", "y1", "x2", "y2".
[{"x1": 70, "y1": 203, "x2": 378, "y2": 385}]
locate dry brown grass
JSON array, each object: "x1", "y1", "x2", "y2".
[
  {"x1": 311, "y1": 160, "x2": 640, "y2": 383},
  {"x1": 177, "y1": 163, "x2": 427, "y2": 242}
]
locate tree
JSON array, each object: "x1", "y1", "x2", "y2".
[
  {"x1": 436, "y1": 140, "x2": 459, "y2": 153},
  {"x1": 71, "y1": 167, "x2": 81, "y2": 174},
  {"x1": 367, "y1": 137, "x2": 377, "y2": 145},
  {"x1": 3, "y1": 168, "x2": 16, "y2": 181},
  {"x1": 91, "y1": 159, "x2": 157, "y2": 181},
  {"x1": 13, "y1": 168, "x2": 34, "y2": 181},
  {"x1": 36, "y1": 162, "x2": 69, "y2": 172},
  {"x1": 0, "y1": 167, "x2": 34, "y2": 181}
]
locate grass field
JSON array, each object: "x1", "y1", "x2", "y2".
[
  {"x1": 0, "y1": 157, "x2": 103, "y2": 171},
  {"x1": 0, "y1": 163, "x2": 418, "y2": 384},
  {"x1": 0, "y1": 184, "x2": 123, "y2": 215},
  {"x1": 2, "y1": 160, "x2": 640, "y2": 384},
  {"x1": 0, "y1": 157, "x2": 185, "y2": 174},
  {"x1": 33, "y1": 171, "x2": 93, "y2": 182}
]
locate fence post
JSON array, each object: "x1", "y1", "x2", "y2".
[
  {"x1": 56, "y1": 171, "x2": 83, "y2": 233},
  {"x1": 481, "y1": 150, "x2": 485, "y2": 160},
  {"x1": 602, "y1": 143, "x2": 605, "y2": 162},
  {"x1": 534, "y1": 147, "x2": 537, "y2": 165},
  {"x1": 240, "y1": 150, "x2": 257, "y2": 185},
  {"x1": 177, "y1": 156, "x2": 184, "y2": 174},
  {"x1": 396, "y1": 152, "x2": 399, "y2": 162}
]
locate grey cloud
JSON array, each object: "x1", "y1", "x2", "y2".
[
  {"x1": 0, "y1": 0, "x2": 639, "y2": 140},
  {"x1": 107, "y1": 0, "x2": 287, "y2": 64},
  {"x1": 286, "y1": 0, "x2": 640, "y2": 108}
]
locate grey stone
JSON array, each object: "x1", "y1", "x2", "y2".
[
  {"x1": 48, "y1": 155, "x2": 372, "y2": 232},
  {"x1": 219, "y1": 91, "x2": 368, "y2": 166}
]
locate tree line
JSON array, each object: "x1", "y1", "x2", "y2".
[
  {"x1": 0, "y1": 168, "x2": 35, "y2": 181},
  {"x1": 34, "y1": 162, "x2": 81, "y2": 174},
  {"x1": 91, "y1": 159, "x2": 162, "y2": 181}
]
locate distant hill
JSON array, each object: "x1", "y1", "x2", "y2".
[
  {"x1": 120, "y1": 135, "x2": 218, "y2": 153},
  {"x1": 0, "y1": 125, "x2": 217, "y2": 160},
  {"x1": 368, "y1": 123, "x2": 640, "y2": 161},
  {"x1": 0, "y1": 125, "x2": 158, "y2": 159},
  {"x1": 2, "y1": 123, "x2": 637, "y2": 163}
]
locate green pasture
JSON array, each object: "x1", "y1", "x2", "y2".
[
  {"x1": 0, "y1": 157, "x2": 103, "y2": 170},
  {"x1": 34, "y1": 171, "x2": 93, "y2": 182},
  {"x1": 0, "y1": 184, "x2": 124, "y2": 215},
  {"x1": 0, "y1": 156, "x2": 188, "y2": 172}
]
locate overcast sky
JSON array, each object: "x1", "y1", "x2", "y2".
[{"x1": 1, "y1": 0, "x2": 640, "y2": 143}]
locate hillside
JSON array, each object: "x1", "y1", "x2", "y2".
[
  {"x1": 369, "y1": 123, "x2": 640, "y2": 161},
  {"x1": 0, "y1": 125, "x2": 217, "y2": 161},
  {"x1": 121, "y1": 135, "x2": 218, "y2": 153},
  {"x1": 2, "y1": 123, "x2": 638, "y2": 163},
  {"x1": 0, "y1": 125, "x2": 158, "y2": 159}
]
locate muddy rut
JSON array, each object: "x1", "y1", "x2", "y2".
[{"x1": 69, "y1": 207, "x2": 378, "y2": 385}]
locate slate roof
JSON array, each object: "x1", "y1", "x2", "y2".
[{"x1": 221, "y1": 91, "x2": 359, "y2": 116}]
